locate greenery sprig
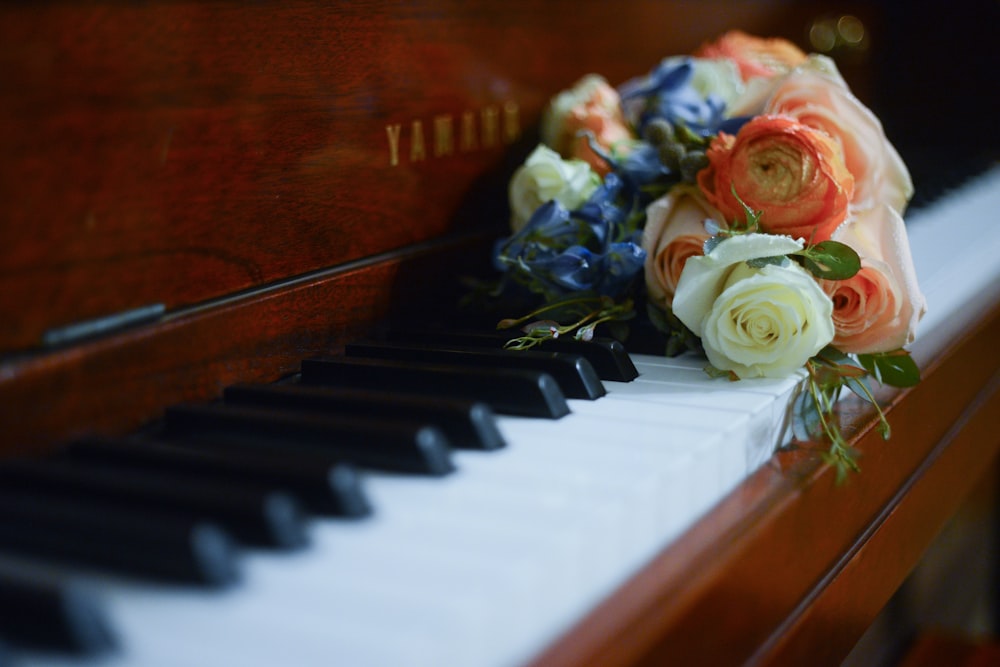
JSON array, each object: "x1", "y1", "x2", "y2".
[
  {"x1": 497, "y1": 295, "x2": 635, "y2": 350},
  {"x1": 800, "y1": 345, "x2": 920, "y2": 480}
]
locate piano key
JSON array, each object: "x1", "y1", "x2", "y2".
[
  {"x1": 0, "y1": 567, "x2": 115, "y2": 655},
  {"x1": 4, "y1": 341, "x2": 814, "y2": 667},
  {"x1": 0, "y1": 491, "x2": 239, "y2": 587},
  {"x1": 222, "y1": 382, "x2": 505, "y2": 451},
  {"x1": 300, "y1": 356, "x2": 570, "y2": 418},
  {"x1": 163, "y1": 403, "x2": 454, "y2": 476},
  {"x1": 345, "y1": 340, "x2": 606, "y2": 400},
  {"x1": 389, "y1": 329, "x2": 639, "y2": 382},
  {"x1": 0, "y1": 459, "x2": 306, "y2": 550},
  {"x1": 5, "y1": 343, "x2": 804, "y2": 667},
  {"x1": 63, "y1": 436, "x2": 371, "y2": 518}
]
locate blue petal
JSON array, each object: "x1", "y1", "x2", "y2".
[
  {"x1": 530, "y1": 245, "x2": 602, "y2": 292},
  {"x1": 597, "y1": 241, "x2": 646, "y2": 296}
]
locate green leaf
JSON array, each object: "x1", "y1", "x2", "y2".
[
  {"x1": 797, "y1": 240, "x2": 861, "y2": 280},
  {"x1": 858, "y1": 350, "x2": 921, "y2": 387},
  {"x1": 729, "y1": 184, "x2": 762, "y2": 231}
]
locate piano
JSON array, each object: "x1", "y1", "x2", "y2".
[{"x1": 1, "y1": 1, "x2": 998, "y2": 665}]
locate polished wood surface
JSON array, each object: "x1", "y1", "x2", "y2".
[
  {"x1": 0, "y1": 0, "x2": 876, "y2": 353},
  {"x1": 529, "y1": 303, "x2": 1000, "y2": 667}
]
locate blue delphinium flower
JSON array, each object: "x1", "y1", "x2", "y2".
[
  {"x1": 494, "y1": 182, "x2": 646, "y2": 300},
  {"x1": 619, "y1": 57, "x2": 749, "y2": 138}
]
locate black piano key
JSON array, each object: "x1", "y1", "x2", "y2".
[
  {"x1": 64, "y1": 437, "x2": 371, "y2": 518},
  {"x1": 389, "y1": 329, "x2": 639, "y2": 382},
  {"x1": 223, "y1": 383, "x2": 506, "y2": 451},
  {"x1": 345, "y1": 340, "x2": 606, "y2": 400},
  {"x1": 0, "y1": 492, "x2": 238, "y2": 586},
  {"x1": 163, "y1": 403, "x2": 454, "y2": 476},
  {"x1": 300, "y1": 356, "x2": 570, "y2": 419},
  {"x1": 0, "y1": 459, "x2": 306, "y2": 550},
  {"x1": 0, "y1": 569, "x2": 115, "y2": 655}
]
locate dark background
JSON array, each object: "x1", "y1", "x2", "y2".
[{"x1": 869, "y1": 0, "x2": 999, "y2": 208}]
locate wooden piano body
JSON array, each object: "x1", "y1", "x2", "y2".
[{"x1": 1, "y1": 1, "x2": 998, "y2": 664}]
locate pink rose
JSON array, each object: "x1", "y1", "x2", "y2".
[
  {"x1": 642, "y1": 185, "x2": 724, "y2": 309},
  {"x1": 818, "y1": 205, "x2": 926, "y2": 354},
  {"x1": 763, "y1": 56, "x2": 913, "y2": 214},
  {"x1": 541, "y1": 75, "x2": 634, "y2": 176},
  {"x1": 694, "y1": 30, "x2": 808, "y2": 81}
]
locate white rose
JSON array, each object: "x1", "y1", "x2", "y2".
[
  {"x1": 685, "y1": 56, "x2": 746, "y2": 108},
  {"x1": 673, "y1": 233, "x2": 835, "y2": 378},
  {"x1": 508, "y1": 144, "x2": 600, "y2": 231}
]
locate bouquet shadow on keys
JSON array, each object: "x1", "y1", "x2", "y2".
[{"x1": 467, "y1": 31, "x2": 927, "y2": 479}]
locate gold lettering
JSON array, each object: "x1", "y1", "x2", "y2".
[
  {"x1": 385, "y1": 124, "x2": 402, "y2": 166},
  {"x1": 410, "y1": 120, "x2": 426, "y2": 162},
  {"x1": 459, "y1": 111, "x2": 477, "y2": 152},
  {"x1": 503, "y1": 101, "x2": 520, "y2": 144},
  {"x1": 481, "y1": 106, "x2": 499, "y2": 148},
  {"x1": 433, "y1": 115, "x2": 454, "y2": 157}
]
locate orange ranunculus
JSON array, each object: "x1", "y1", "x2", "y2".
[
  {"x1": 697, "y1": 115, "x2": 854, "y2": 243},
  {"x1": 694, "y1": 30, "x2": 808, "y2": 81},
  {"x1": 763, "y1": 56, "x2": 913, "y2": 214},
  {"x1": 818, "y1": 205, "x2": 926, "y2": 354},
  {"x1": 642, "y1": 185, "x2": 724, "y2": 309},
  {"x1": 541, "y1": 75, "x2": 633, "y2": 176}
]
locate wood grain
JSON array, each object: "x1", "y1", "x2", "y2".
[{"x1": 0, "y1": 0, "x2": 876, "y2": 352}]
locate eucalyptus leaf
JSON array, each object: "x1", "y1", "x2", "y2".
[
  {"x1": 703, "y1": 235, "x2": 725, "y2": 255},
  {"x1": 794, "y1": 390, "x2": 824, "y2": 440},
  {"x1": 746, "y1": 255, "x2": 787, "y2": 269},
  {"x1": 798, "y1": 240, "x2": 861, "y2": 280},
  {"x1": 844, "y1": 375, "x2": 877, "y2": 405},
  {"x1": 817, "y1": 345, "x2": 853, "y2": 365}
]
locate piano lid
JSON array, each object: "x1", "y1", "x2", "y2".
[{"x1": 0, "y1": 0, "x2": 879, "y2": 354}]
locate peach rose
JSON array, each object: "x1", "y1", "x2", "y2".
[
  {"x1": 694, "y1": 30, "x2": 808, "y2": 81},
  {"x1": 698, "y1": 115, "x2": 854, "y2": 243},
  {"x1": 763, "y1": 56, "x2": 913, "y2": 214},
  {"x1": 818, "y1": 205, "x2": 926, "y2": 354},
  {"x1": 541, "y1": 74, "x2": 634, "y2": 175},
  {"x1": 642, "y1": 185, "x2": 725, "y2": 308}
]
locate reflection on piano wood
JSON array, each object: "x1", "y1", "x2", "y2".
[{"x1": 1, "y1": 2, "x2": 998, "y2": 666}]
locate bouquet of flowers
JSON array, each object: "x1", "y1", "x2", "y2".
[{"x1": 486, "y1": 31, "x2": 927, "y2": 475}]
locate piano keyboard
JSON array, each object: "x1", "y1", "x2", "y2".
[{"x1": 5, "y1": 165, "x2": 1000, "y2": 667}]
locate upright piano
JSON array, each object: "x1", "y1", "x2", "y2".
[{"x1": 1, "y1": 1, "x2": 998, "y2": 666}]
